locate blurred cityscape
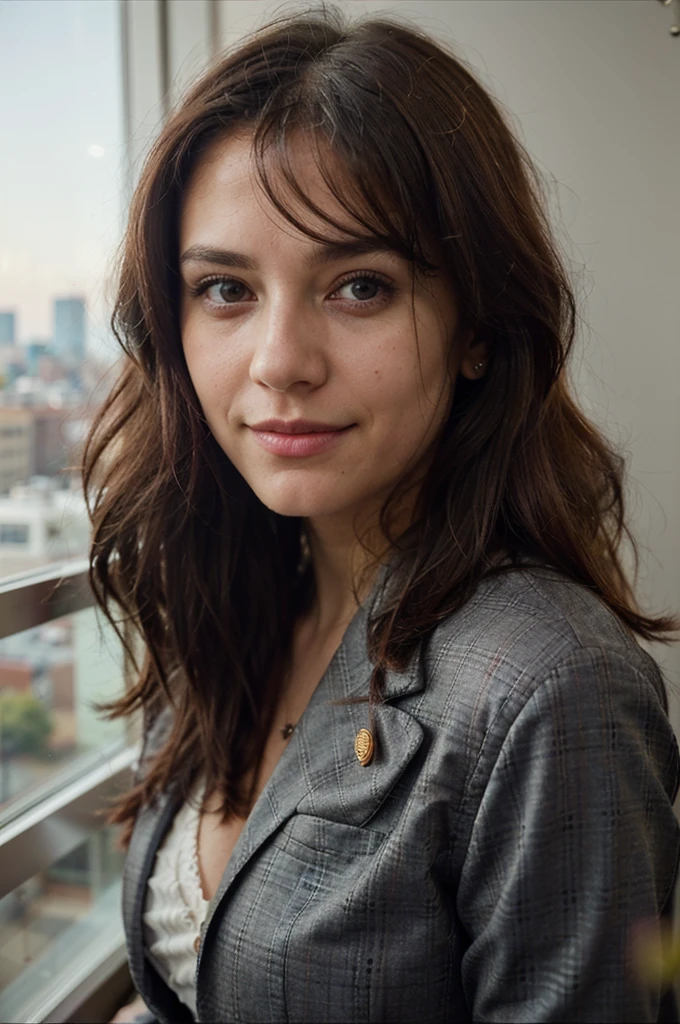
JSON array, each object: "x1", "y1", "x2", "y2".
[
  {"x1": 0, "y1": 826, "x2": 125, "y2": 999},
  {"x1": 0, "y1": 2, "x2": 130, "y2": 1003},
  {"x1": 0, "y1": 298, "x2": 117, "y2": 577},
  {"x1": 0, "y1": 298, "x2": 125, "y2": 818}
]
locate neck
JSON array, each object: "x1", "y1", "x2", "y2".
[
  {"x1": 302, "y1": 486, "x2": 419, "y2": 639},
  {"x1": 302, "y1": 519, "x2": 371, "y2": 639}
]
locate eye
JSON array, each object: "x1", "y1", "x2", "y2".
[
  {"x1": 204, "y1": 279, "x2": 251, "y2": 305},
  {"x1": 331, "y1": 272, "x2": 396, "y2": 307},
  {"x1": 188, "y1": 271, "x2": 396, "y2": 310}
]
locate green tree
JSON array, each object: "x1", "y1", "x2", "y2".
[{"x1": 0, "y1": 690, "x2": 52, "y2": 755}]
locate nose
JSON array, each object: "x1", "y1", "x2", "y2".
[{"x1": 249, "y1": 299, "x2": 329, "y2": 393}]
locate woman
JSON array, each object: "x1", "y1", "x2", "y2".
[{"x1": 89, "y1": 5, "x2": 680, "y2": 1023}]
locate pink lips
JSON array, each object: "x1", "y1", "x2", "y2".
[{"x1": 248, "y1": 418, "x2": 354, "y2": 458}]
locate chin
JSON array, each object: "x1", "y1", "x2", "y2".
[
  {"x1": 257, "y1": 494, "x2": 346, "y2": 519},
  {"x1": 249, "y1": 477, "x2": 362, "y2": 520}
]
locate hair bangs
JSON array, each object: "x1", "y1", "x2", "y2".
[{"x1": 247, "y1": 85, "x2": 441, "y2": 282}]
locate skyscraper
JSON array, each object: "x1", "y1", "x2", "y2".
[
  {"x1": 0, "y1": 312, "x2": 15, "y2": 345},
  {"x1": 53, "y1": 297, "x2": 86, "y2": 367}
]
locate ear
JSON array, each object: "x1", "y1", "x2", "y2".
[{"x1": 457, "y1": 328, "x2": 491, "y2": 381}]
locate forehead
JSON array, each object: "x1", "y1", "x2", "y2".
[{"x1": 180, "y1": 129, "x2": 374, "y2": 243}]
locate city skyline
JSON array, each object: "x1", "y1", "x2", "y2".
[
  {"x1": 0, "y1": 0, "x2": 125, "y2": 361},
  {"x1": 0, "y1": 294, "x2": 98, "y2": 395},
  {"x1": 0, "y1": 294, "x2": 86, "y2": 343}
]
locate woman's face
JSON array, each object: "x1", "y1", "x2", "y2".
[{"x1": 179, "y1": 132, "x2": 484, "y2": 523}]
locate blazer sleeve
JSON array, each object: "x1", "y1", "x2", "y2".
[{"x1": 455, "y1": 646, "x2": 680, "y2": 1023}]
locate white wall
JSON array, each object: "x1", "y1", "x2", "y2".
[{"x1": 210, "y1": 0, "x2": 680, "y2": 728}]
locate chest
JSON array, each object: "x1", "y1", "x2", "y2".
[
  {"x1": 196, "y1": 729, "x2": 288, "y2": 901},
  {"x1": 197, "y1": 627, "x2": 348, "y2": 901},
  {"x1": 126, "y1": 610, "x2": 459, "y2": 1023},
  {"x1": 195, "y1": 762, "x2": 469, "y2": 1024}
]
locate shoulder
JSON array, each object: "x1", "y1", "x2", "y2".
[
  {"x1": 413, "y1": 565, "x2": 672, "y2": 774},
  {"x1": 409, "y1": 564, "x2": 679, "y2": 850},
  {"x1": 438, "y1": 574, "x2": 680, "y2": 1024},
  {"x1": 423, "y1": 563, "x2": 666, "y2": 706}
]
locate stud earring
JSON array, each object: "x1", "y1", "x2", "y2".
[{"x1": 473, "y1": 361, "x2": 485, "y2": 372}]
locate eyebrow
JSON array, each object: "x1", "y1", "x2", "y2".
[{"x1": 179, "y1": 238, "x2": 401, "y2": 272}]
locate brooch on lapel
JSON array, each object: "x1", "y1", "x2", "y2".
[{"x1": 354, "y1": 728, "x2": 374, "y2": 766}]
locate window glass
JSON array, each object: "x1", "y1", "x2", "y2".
[
  {"x1": 0, "y1": 0, "x2": 125, "y2": 578},
  {"x1": 0, "y1": 825, "x2": 125, "y2": 1021},
  {"x1": 0, "y1": 605, "x2": 126, "y2": 826},
  {"x1": 0, "y1": 7, "x2": 136, "y2": 1016}
]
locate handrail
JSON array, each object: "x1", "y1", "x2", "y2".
[
  {"x1": 0, "y1": 881, "x2": 127, "y2": 1024},
  {"x1": 0, "y1": 558, "x2": 133, "y2": 896},
  {"x1": 0, "y1": 743, "x2": 136, "y2": 899},
  {"x1": 0, "y1": 557, "x2": 92, "y2": 640}
]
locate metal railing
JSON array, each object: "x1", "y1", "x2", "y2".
[
  {"x1": 0, "y1": 557, "x2": 136, "y2": 897},
  {"x1": 0, "y1": 557, "x2": 136, "y2": 1023},
  {"x1": 0, "y1": 558, "x2": 92, "y2": 640}
]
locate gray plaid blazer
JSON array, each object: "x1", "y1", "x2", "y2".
[{"x1": 122, "y1": 564, "x2": 680, "y2": 1023}]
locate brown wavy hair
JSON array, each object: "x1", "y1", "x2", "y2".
[{"x1": 83, "y1": 1, "x2": 678, "y2": 844}]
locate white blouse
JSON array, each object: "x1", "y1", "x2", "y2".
[{"x1": 143, "y1": 776, "x2": 209, "y2": 1019}]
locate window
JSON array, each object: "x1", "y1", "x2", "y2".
[
  {"x1": 0, "y1": 600, "x2": 126, "y2": 826},
  {"x1": 0, "y1": 526, "x2": 28, "y2": 547},
  {"x1": 0, "y1": 0, "x2": 126, "y2": 579},
  {"x1": 0, "y1": 2, "x2": 218, "y2": 1018},
  {"x1": 0, "y1": 3, "x2": 133, "y2": 1020},
  {"x1": 0, "y1": 825, "x2": 128, "y2": 1023}
]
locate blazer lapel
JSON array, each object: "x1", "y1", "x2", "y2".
[
  {"x1": 201, "y1": 597, "x2": 426, "y2": 938},
  {"x1": 123, "y1": 577, "x2": 428, "y2": 1018},
  {"x1": 123, "y1": 784, "x2": 194, "y2": 1022}
]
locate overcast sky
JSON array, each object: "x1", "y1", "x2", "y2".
[{"x1": 0, "y1": 0, "x2": 125, "y2": 360}]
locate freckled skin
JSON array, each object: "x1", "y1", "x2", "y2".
[{"x1": 179, "y1": 131, "x2": 485, "y2": 526}]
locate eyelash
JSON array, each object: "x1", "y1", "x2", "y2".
[{"x1": 188, "y1": 271, "x2": 396, "y2": 310}]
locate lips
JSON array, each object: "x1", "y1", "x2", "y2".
[
  {"x1": 248, "y1": 419, "x2": 354, "y2": 458},
  {"x1": 249, "y1": 418, "x2": 350, "y2": 434}
]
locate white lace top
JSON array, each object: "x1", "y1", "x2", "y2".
[{"x1": 143, "y1": 776, "x2": 210, "y2": 1019}]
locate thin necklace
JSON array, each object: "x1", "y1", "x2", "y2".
[{"x1": 279, "y1": 680, "x2": 296, "y2": 740}]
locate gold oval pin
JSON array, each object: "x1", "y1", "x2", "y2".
[{"x1": 354, "y1": 728, "x2": 374, "y2": 766}]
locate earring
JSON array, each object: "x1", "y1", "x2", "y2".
[{"x1": 473, "y1": 361, "x2": 485, "y2": 372}]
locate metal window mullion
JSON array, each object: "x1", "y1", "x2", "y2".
[
  {"x1": 208, "y1": 0, "x2": 220, "y2": 57},
  {"x1": 123, "y1": 0, "x2": 167, "y2": 185}
]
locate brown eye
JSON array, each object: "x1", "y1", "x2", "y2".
[{"x1": 205, "y1": 280, "x2": 249, "y2": 304}]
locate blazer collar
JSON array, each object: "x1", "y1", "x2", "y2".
[
  {"x1": 123, "y1": 784, "x2": 193, "y2": 1022},
  {"x1": 200, "y1": 597, "x2": 425, "y2": 930}
]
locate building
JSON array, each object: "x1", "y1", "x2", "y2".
[
  {"x1": 0, "y1": 312, "x2": 16, "y2": 346},
  {"x1": 0, "y1": 409, "x2": 34, "y2": 494},
  {"x1": 33, "y1": 408, "x2": 71, "y2": 476},
  {"x1": 0, "y1": 343, "x2": 26, "y2": 390},
  {"x1": 53, "y1": 297, "x2": 86, "y2": 368},
  {"x1": 0, "y1": 404, "x2": 89, "y2": 494},
  {"x1": 0, "y1": 478, "x2": 90, "y2": 577},
  {"x1": 25, "y1": 340, "x2": 52, "y2": 378}
]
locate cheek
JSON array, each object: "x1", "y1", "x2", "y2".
[
  {"x1": 365, "y1": 341, "x2": 449, "y2": 428},
  {"x1": 182, "y1": 327, "x2": 241, "y2": 413}
]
